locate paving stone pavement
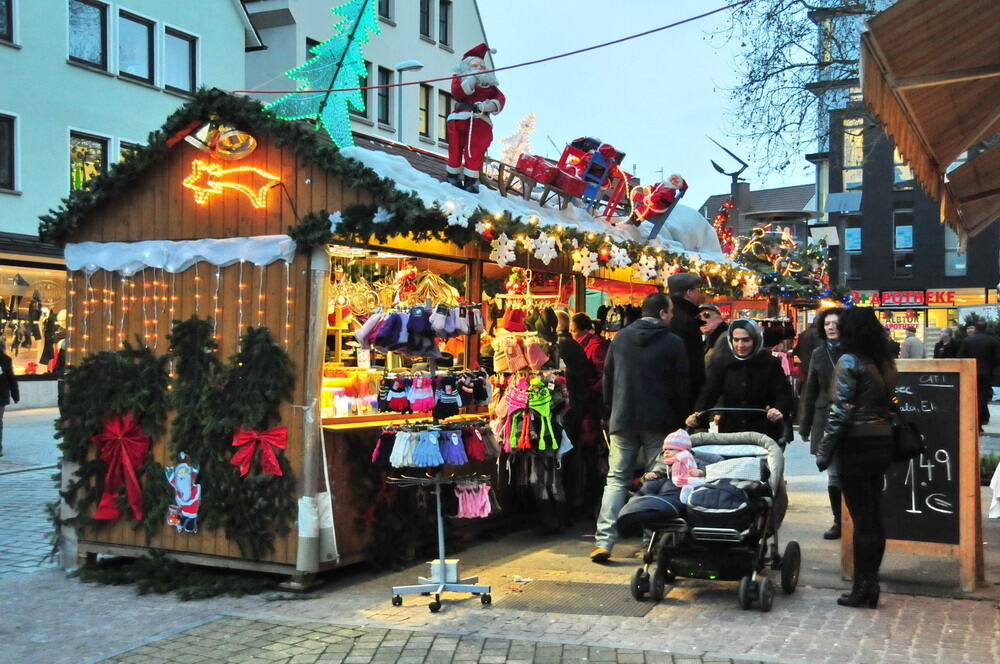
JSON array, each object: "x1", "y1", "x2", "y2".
[{"x1": 0, "y1": 467, "x2": 59, "y2": 578}]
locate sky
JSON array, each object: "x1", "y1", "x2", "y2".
[{"x1": 476, "y1": 0, "x2": 814, "y2": 210}]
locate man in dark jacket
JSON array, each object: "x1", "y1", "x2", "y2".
[
  {"x1": 793, "y1": 321, "x2": 820, "y2": 389},
  {"x1": 699, "y1": 305, "x2": 728, "y2": 365},
  {"x1": 933, "y1": 327, "x2": 958, "y2": 359},
  {"x1": 668, "y1": 272, "x2": 705, "y2": 412},
  {"x1": 590, "y1": 293, "x2": 689, "y2": 562},
  {"x1": 958, "y1": 323, "x2": 1000, "y2": 429},
  {"x1": 0, "y1": 346, "x2": 21, "y2": 457}
]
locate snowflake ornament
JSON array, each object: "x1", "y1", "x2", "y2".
[
  {"x1": 658, "y1": 262, "x2": 676, "y2": 287},
  {"x1": 372, "y1": 206, "x2": 394, "y2": 223},
  {"x1": 489, "y1": 233, "x2": 517, "y2": 268},
  {"x1": 474, "y1": 220, "x2": 490, "y2": 234},
  {"x1": 533, "y1": 234, "x2": 558, "y2": 265},
  {"x1": 327, "y1": 211, "x2": 343, "y2": 230},
  {"x1": 633, "y1": 254, "x2": 659, "y2": 282},
  {"x1": 572, "y1": 248, "x2": 599, "y2": 276},
  {"x1": 608, "y1": 244, "x2": 632, "y2": 269},
  {"x1": 519, "y1": 235, "x2": 535, "y2": 253}
]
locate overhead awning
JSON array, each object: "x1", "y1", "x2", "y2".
[{"x1": 861, "y1": 0, "x2": 1000, "y2": 236}]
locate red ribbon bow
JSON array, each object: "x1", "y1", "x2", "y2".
[
  {"x1": 90, "y1": 413, "x2": 151, "y2": 520},
  {"x1": 230, "y1": 426, "x2": 288, "y2": 477}
]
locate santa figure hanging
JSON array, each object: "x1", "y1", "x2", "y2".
[
  {"x1": 630, "y1": 174, "x2": 688, "y2": 222},
  {"x1": 446, "y1": 43, "x2": 505, "y2": 193},
  {"x1": 165, "y1": 453, "x2": 202, "y2": 534}
]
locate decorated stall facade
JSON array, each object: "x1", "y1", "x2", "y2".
[{"x1": 48, "y1": 91, "x2": 757, "y2": 583}]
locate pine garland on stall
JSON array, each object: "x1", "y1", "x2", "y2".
[{"x1": 167, "y1": 316, "x2": 221, "y2": 460}]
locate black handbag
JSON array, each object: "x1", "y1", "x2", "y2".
[{"x1": 890, "y1": 404, "x2": 925, "y2": 462}]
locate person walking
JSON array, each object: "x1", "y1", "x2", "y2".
[
  {"x1": 794, "y1": 320, "x2": 820, "y2": 388},
  {"x1": 958, "y1": 322, "x2": 1000, "y2": 430},
  {"x1": 0, "y1": 344, "x2": 20, "y2": 457},
  {"x1": 933, "y1": 327, "x2": 958, "y2": 359},
  {"x1": 590, "y1": 293, "x2": 689, "y2": 562},
  {"x1": 899, "y1": 326, "x2": 925, "y2": 359},
  {"x1": 668, "y1": 273, "x2": 706, "y2": 412},
  {"x1": 816, "y1": 307, "x2": 897, "y2": 609},
  {"x1": 699, "y1": 304, "x2": 729, "y2": 365},
  {"x1": 685, "y1": 319, "x2": 793, "y2": 442},
  {"x1": 798, "y1": 307, "x2": 845, "y2": 539}
]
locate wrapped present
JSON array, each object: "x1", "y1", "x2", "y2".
[
  {"x1": 515, "y1": 153, "x2": 537, "y2": 176},
  {"x1": 554, "y1": 170, "x2": 585, "y2": 197},
  {"x1": 515, "y1": 154, "x2": 558, "y2": 184}
]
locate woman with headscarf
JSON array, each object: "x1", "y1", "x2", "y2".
[
  {"x1": 685, "y1": 319, "x2": 793, "y2": 442},
  {"x1": 798, "y1": 307, "x2": 845, "y2": 539}
]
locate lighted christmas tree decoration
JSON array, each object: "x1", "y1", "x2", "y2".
[
  {"x1": 499, "y1": 112, "x2": 536, "y2": 165},
  {"x1": 265, "y1": 0, "x2": 381, "y2": 148}
]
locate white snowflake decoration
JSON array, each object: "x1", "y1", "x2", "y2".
[
  {"x1": 573, "y1": 248, "x2": 599, "y2": 276},
  {"x1": 632, "y1": 254, "x2": 658, "y2": 282},
  {"x1": 658, "y1": 262, "x2": 676, "y2": 287},
  {"x1": 474, "y1": 220, "x2": 489, "y2": 235},
  {"x1": 372, "y1": 206, "x2": 394, "y2": 223},
  {"x1": 608, "y1": 245, "x2": 632, "y2": 269},
  {"x1": 533, "y1": 234, "x2": 558, "y2": 265},
  {"x1": 489, "y1": 233, "x2": 517, "y2": 268},
  {"x1": 327, "y1": 211, "x2": 343, "y2": 230},
  {"x1": 519, "y1": 235, "x2": 535, "y2": 253}
]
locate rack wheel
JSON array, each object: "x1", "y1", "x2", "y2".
[
  {"x1": 391, "y1": 595, "x2": 402, "y2": 607},
  {"x1": 737, "y1": 576, "x2": 753, "y2": 610},
  {"x1": 781, "y1": 541, "x2": 801, "y2": 594},
  {"x1": 481, "y1": 593, "x2": 492, "y2": 605},
  {"x1": 428, "y1": 600, "x2": 442, "y2": 613},
  {"x1": 758, "y1": 577, "x2": 775, "y2": 612},
  {"x1": 630, "y1": 567, "x2": 649, "y2": 601}
]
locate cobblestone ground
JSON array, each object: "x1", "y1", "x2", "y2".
[
  {"x1": 92, "y1": 616, "x2": 759, "y2": 664},
  {"x1": 0, "y1": 468, "x2": 58, "y2": 578}
]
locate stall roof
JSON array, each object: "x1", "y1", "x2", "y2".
[{"x1": 861, "y1": 0, "x2": 1000, "y2": 235}]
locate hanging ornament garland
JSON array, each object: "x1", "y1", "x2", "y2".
[
  {"x1": 633, "y1": 254, "x2": 659, "y2": 282},
  {"x1": 713, "y1": 197, "x2": 736, "y2": 257}
]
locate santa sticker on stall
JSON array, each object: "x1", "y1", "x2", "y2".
[
  {"x1": 446, "y1": 43, "x2": 505, "y2": 193},
  {"x1": 165, "y1": 453, "x2": 202, "y2": 534}
]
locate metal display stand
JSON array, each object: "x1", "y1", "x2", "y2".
[{"x1": 387, "y1": 472, "x2": 492, "y2": 612}]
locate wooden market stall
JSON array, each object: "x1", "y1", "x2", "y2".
[{"x1": 48, "y1": 91, "x2": 750, "y2": 586}]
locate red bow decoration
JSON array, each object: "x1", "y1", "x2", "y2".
[
  {"x1": 90, "y1": 413, "x2": 151, "y2": 520},
  {"x1": 230, "y1": 426, "x2": 288, "y2": 477}
]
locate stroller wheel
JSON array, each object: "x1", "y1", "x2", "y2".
[
  {"x1": 737, "y1": 576, "x2": 754, "y2": 610},
  {"x1": 781, "y1": 541, "x2": 801, "y2": 594},
  {"x1": 630, "y1": 567, "x2": 649, "y2": 601},
  {"x1": 650, "y1": 569, "x2": 668, "y2": 602},
  {"x1": 758, "y1": 577, "x2": 775, "y2": 612}
]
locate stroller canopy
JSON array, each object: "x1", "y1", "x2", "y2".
[{"x1": 690, "y1": 432, "x2": 784, "y2": 494}]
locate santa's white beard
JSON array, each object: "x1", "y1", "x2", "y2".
[{"x1": 456, "y1": 58, "x2": 498, "y2": 90}]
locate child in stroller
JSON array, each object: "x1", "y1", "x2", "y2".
[{"x1": 618, "y1": 409, "x2": 800, "y2": 612}]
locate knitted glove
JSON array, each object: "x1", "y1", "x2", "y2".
[
  {"x1": 411, "y1": 430, "x2": 444, "y2": 467},
  {"x1": 439, "y1": 430, "x2": 469, "y2": 465},
  {"x1": 429, "y1": 304, "x2": 450, "y2": 337},
  {"x1": 462, "y1": 427, "x2": 487, "y2": 461}
]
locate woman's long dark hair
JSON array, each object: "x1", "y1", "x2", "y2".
[
  {"x1": 839, "y1": 307, "x2": 894, "y2": 368},
  {"x1": 815, "y1": 307, "x2": 844, "y2": 341}
]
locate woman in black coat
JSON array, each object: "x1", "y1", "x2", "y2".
[
  {"x1": 933, "y1": 327, "x2": 958, "y2": 359},
  {"x1": 0, "y1": 345, "x2": 20, "y2": 457},
  {"x1": 798, "y1": 307, "x2": 844, "y2": 539},
  {"x1": 686, "y1": 319, "x2": 793, "y2": 442},
  {"x1": 816, "y1": 307, "x2": 897, "y2": 609}
]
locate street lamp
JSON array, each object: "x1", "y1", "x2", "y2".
[{"x1": 394, "y1": 59, "x2": 424, "y2": 144}]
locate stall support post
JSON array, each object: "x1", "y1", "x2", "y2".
[
  {"x1": 292, "y1": 246, "x2": 331, "y2": 584},
  {"x1": 573, "y1": 274, "x2": 586, "y2": 312},
  {"x1": 466, "y1": 260, "x2": 483, "y2": 369}
]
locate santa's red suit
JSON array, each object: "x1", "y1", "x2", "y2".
[
  {"x1": 631, "y1": 175, "x2": 688, "y2": 221},
  {"x1": 447, "y1": 43, "x2": 505, "y2": 188}
]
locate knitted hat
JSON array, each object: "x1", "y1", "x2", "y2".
[
  {"x1": 662, "y1": 429, "x2": 692, "y2": 452},
  {"x1": 667, "y1": 272, "x2": 702, "y2": 294}
]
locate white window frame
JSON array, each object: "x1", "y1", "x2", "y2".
[
  {"x1": 117, "y1": 137, "x2": 141, "y2": 161},
  {"x1": 162, "y1": 23, "x2": 199, "y2": 95},
  {"x1": 1, "y1": 0, "x2": 19, "y2": 45},
  {"x1": 0, "y1": 110, "x2": 19, "y2": 192},
  {"x1": 68, "y1": 127, "x2": 112, "y2": 191},
  {"x1": 117, "y1": 5, "x2": 156, "y2": 85},
  {"x1": 68, "y1": 0, "x2": 110, "y2": 71}
]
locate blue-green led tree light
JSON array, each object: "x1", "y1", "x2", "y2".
[{"x1": 265, "y1": 0, "x2": 379, "y2": 148}]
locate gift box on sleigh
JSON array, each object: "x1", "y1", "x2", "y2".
[
  {"x1": 553, "y1": 170, "x2": 585, "y2": 197},
  {"x1": 514, "y1": 154, "x2": 559, "y2": 184}
]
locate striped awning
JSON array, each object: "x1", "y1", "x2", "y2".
[{"x1": 861, "y1": 0, "x2": 1000, "y2": 236}]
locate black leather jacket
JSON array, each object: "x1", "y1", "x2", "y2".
[{"x1": 817, "y1": 353, "x2": 896, "y2": 459}]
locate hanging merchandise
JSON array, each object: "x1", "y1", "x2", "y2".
[
  {"x1": 433, "y1": 376, "x2": 462, "y2": 420},
  {"x1": 455, "y1": 482, "x2": 493, "y2": 518},
  {"x1": 165, "y1": 453, "x2": 202, "y2": 533},
  {"x1": 383, "y1": 421, "x2": 497, "y2": 470},
  {"x1": 439, "y1": 429, "x2": 469, "y2": 466},
  {"x1": 408, "y1": 375, "x2": 436, "y2": 412}
]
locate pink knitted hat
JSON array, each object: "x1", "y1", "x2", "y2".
[{"x1": 663, "y1": 429, "x2": 692, "y2": 452}]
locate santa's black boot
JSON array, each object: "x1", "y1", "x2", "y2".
[
  {"x1": 446, "y1": 173, "x2": 463, "y2": 188},
  {"x1": 463, "y1": 175, "x2": 480, "y2": 193}
]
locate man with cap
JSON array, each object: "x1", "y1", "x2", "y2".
[
  {"x1": 590, "y1": 292, "x2": 689, "y2": 562},
  {"x1": 668, "y1": 272, "x2": 706, "y2": 412},
  {"x1": 900, "y1": 326, "x2": 925, "y2": 359},
  {"x1": 446, "y1": 43, "x2": 505, "y2": 193},
  {"x1": 699, "y1": 304, "x2": 728, "y2": 365}
]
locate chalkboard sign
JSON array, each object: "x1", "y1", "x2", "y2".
[{"x1": 882, "y1": 371, "x2": 960, "y2": 545}]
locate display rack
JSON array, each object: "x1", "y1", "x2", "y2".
[{"x1": 387, "y1": 471, "x2": 492, "y2": 612}]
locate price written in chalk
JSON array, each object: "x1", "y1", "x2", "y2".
[{"x1": 895, "y1": 450, "x2": 954, "y2": 515}]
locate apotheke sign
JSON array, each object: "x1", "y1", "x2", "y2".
[{"x1": 881, "y1": 290, "x2": 925, "y2": 307}]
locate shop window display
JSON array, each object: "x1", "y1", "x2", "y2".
[{"x1": 0, "y1": 265, "x2": 67, "y2": 375}]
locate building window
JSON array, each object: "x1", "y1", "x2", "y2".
[
  {"x1": 119, "y1": 140, "x2": 140, "y2": 161},
  {"x1": 0, "y1": 114, "x2": 14, "y2": 190},
  {"x1": 377, "y1": 0, "x2": 391, "y2": 20},
  {"x1": 842, "y1": 116, "x2": 864, "y2": 191},
  {"x1": 350, "y1": 61, "x2": 370, "y2": 118},
  {"x1": 305, "y1": 37, "x2": 320, "y2": 61},
  {"x1": 68, "y1": 0, "x2": 107, "y2": 70},
  {"x1": 419, "y1": 0, "x2": 431, "y2": 38},
  {"x1": 893, "y1": 209, "x2": 913, "y2": 251},
  {"x1": 437, "y1": 91, "x2": 452, "y2": 143},
  {"x1": 164, "y1": 28, "x2": 196, "y2": 94},
  {"x1": 70, "y1": 131, "x2": 107, "y2": 190},
  {"x1": 118, "y1": 11, "x2": 153, "y2": 83},
  {"x1": 438, "y1": 0, "x2": 451, "y2": 45},
  {"x1": 0, "y1": 0, "x2": 13, "y2": 42},
  {"x1": 844, "y1": 223, "x2": 862, "y2": 280},
  {"x1": 893, "y1": 252, "x2": 913, "y2": 278},
  {"x1": 377, "y1": 67, "x2": 392, "y2": 125},
  {"x1": 893, "y1": 147, "x2": 913, "y2": 189},
  {"x1": 418, "y1": 84, "x2": 431, "y2": 138},
  {"x1": 944, "y1": 225, "x2": 967, "y2": 277}
]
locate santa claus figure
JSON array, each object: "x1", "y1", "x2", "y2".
[
  {"x1": 447, "y1": 43, "x2": 505, "y2": 193},
  {"x1": 165, "y1": 453, "x2": 202, "y2": 534},
  {"x1": 631, "y1": 174, "x2": 688, "y2": 222}
]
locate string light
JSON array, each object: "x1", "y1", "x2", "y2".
[
  {"x1": 256, "y1": 264, "x2": 265, "y2": 326},
  {"x1": 237, "y1": 259, "x2": 246, "y2": 333},
  {"x1": 119, "y1": 274, "x2": 128, "y2": 344},
  {"x1": 283, "y1": 260, "x2": 291, "y2": 347},
  {"x1": 103, "y1": 271, "x2": 113, "y2": 348},
  {"x1": 213, "y1": 268, "x2": 222, "y2": 341},
  {"x1": 141, "y1": 269, "x2": 150, "y2": 344},
  {"x1": 66, "y1": 272, "x2": 76, "y2": 357},
  {"x1": 194, "y1": 262, "x2": 201, "y2": 314},
  {"x1": 182, "y1": 159, "x2": 280, "y2": 209},
  {"x1": 82, "y1": 271, "x2": 92, "y2": 348}
]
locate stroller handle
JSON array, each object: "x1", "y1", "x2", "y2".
[{"x1": 687, "y1": 407, "x2": 791, "y2": 447}]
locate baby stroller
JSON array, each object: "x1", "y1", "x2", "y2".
[{"x1": 620, "y1": 408, "x2": 800, "y2": 612}]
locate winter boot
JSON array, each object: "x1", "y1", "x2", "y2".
[
  {"x1": 824, "y1": 486, "x2": 842, "y2": 540},
  {"x1": 446, "y1": 173, "x2": 463, "y2": 188},
  {"x1": 463, "y1": 175, "x2": 480, "y2": 193}
]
